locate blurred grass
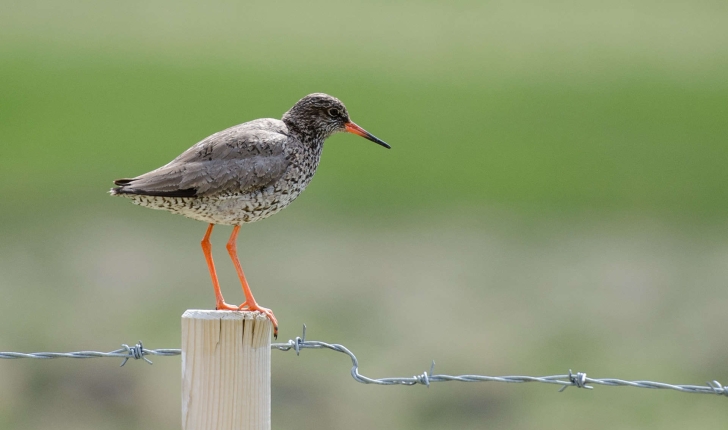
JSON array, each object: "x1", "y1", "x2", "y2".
[
  {"x1": 3, "y1": 53, "x2": 728, "y2": 220},
  {"x1": 1, "y1": 0, "x2": 728, "y2": 429}
]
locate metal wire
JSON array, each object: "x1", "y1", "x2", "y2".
[
  {"x1": 0, "y1": 341, "x2": 180, "y2": 367},
  {"x1": 1, "y1": 325, "x2": 726, "y2": 397}
]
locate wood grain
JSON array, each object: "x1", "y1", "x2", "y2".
[{"x1": 182, "y1": 310, "x2": 271, "y2": 430}]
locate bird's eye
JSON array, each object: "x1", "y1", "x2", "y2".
[{"x1": 328, "y1": 108, "x2": 339, "y2": 117}]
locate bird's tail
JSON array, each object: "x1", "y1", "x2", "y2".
[
  {"x1": 109, "y1": 178, "x2": 196, "y2": 197},
  {"x1": 109, "y1": 178, "x2": 134, "y2": 196}
]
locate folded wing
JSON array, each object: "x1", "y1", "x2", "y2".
[{"x1": 112, "y1": 122, "x2": 290, "y2": 198}]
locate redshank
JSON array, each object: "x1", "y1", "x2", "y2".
[{"x1": 111, "y1": 93, "x2": 390, "y2": 337}]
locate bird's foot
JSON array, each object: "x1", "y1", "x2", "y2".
[
  {"x1": 238, "y1": 302, "x2": 278, "y2": 339},
  {"x1": 215, "y1": 301, "x2": 240, "y2": 311}
]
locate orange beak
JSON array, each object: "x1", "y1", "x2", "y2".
[{"x1": 345, "y1": 121, "x2": 391, "y2": 149}]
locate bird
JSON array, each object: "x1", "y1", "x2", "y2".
[{"x1": 110, "y1": 93, "x2": 390, "y2": 337}]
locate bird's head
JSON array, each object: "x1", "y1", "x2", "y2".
[{"x1": 282, "y1": 93, "x2": 390, "y2": 149}]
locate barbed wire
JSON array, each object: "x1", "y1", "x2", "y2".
[
  {"x1": 1, "y1": 325, "x2": 726, "y2": 397},
  {"x1": 0, "y1": 341, "x2": 180, "y2": 367}
]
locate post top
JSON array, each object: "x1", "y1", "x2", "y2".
[{"x1": 182, "y1": 310, "x2": 270, "y2": 321}]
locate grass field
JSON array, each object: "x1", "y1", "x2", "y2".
[{"x1": 1, "y1": 1, "x2": 727, "y2": 429}]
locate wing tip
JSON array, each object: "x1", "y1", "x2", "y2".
[
  {"x1": 110, "y1": 178, "x2": 133, "y2": 196},
  {"x1": 110, "y1": 177, "x2": 197, "y2": 198},
  {"x1": 114, "y1": 178, "x2": 134, "y2": 186}
]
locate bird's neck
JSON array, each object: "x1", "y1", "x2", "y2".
[{"x1": 283, "y1": 118, "x2": 327, "y2": 149}]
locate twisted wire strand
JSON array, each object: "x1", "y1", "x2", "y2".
[
  {"x1": 0, "y1": 341, "x2": 180, "y2": 366},
  {"x1": 2, "y1": 326, "x2": 726, "y2": 397}
]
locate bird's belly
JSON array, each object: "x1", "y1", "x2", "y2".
[{"x1": 127, "y1": 183, "x2": 307, "y2": 225}]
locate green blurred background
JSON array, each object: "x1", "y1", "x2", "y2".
[{"x1": 1, "y1": 0, "x2": 728, "y2": 429}]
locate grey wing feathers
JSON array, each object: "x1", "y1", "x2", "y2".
[{"x1": 112, "y1": 121, "x2": 290, "y2": 197}]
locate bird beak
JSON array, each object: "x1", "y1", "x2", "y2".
[{"x1": 345, "y1": 121, "x2": 391, "y2": 149}]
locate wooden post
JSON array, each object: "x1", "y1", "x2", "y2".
[{"x1": 181, "y1": 310, "x2": 272, "y2": 430}]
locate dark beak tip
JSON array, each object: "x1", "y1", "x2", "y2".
[
  {"x1": 372, "y1": 138, "x2": 391, "y2": 149},
  {"x1": 346, "y1": 121, "x2": 390, "y2": 149}
]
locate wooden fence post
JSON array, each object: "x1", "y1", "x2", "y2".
[{"x1": 181, "y1": 310, "x2": 272, "y2": 430}]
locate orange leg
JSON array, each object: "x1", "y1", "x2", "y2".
[
  {"x1": 201, "y1": 224, "x2": 238, "y2": 311},
  {"x1": 226, "y1": 225, "x2": 279, "y2": 338}
]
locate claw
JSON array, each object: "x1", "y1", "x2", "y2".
[{"x1": 239, "y1": 302, "x2": 278, "y2": 339}]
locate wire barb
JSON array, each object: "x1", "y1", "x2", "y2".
[
  {"x1": 413, "y1": 360, "x2": 436, "y2": 387},
  {"x1": 1, "y1": 328, "x2": 726, "y2": 399},
  {"x1": 120, "y1": 341, "x2": 153, "y2": 367},
  {"x1": 558, "y1": 369, "x2": 591, "y2": 392},
  {"x1": 707, "y1": 380, "x2": 728, "y2": 396},
  {"x1": 294, "y1": 324, "x2": 307, "y2": 356}
]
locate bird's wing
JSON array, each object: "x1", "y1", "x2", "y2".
[{"x1": 113, "y1": 121, "x2": 291, "y2": 197}]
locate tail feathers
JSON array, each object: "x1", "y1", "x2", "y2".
[{"x1": 110, "y1": 178, "x2": 197, "y2": 197}]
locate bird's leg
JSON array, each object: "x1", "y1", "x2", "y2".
[
  {"x1": 226, "y1": 225, "x2": 279, "y2": 338},
  {"x1": 201, "y1": 223, "x2": 238, "y2": 311}
]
